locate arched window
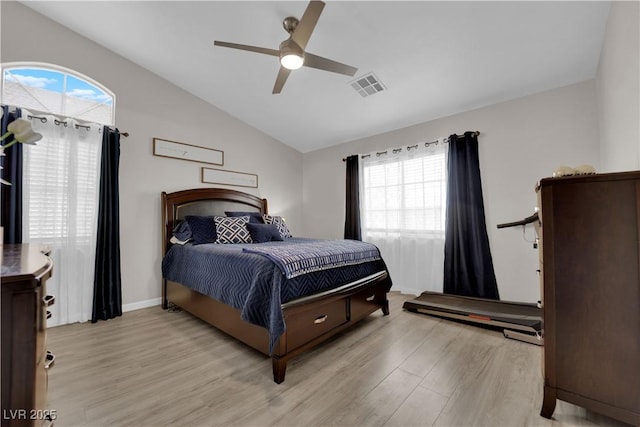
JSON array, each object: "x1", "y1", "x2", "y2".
[
  {"x1": 1, "y1": 62, "x2": 115, "y2": 125},
  {"x1": 0, "y1": 62, "x2": 116, "y2": 326}
]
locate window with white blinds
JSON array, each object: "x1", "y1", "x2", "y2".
[
  {"x1": 5, "y1": 63, "x2": 113, "y2": 326},
  {"x1": 361, "y1": 147, "x2": 447, "y2": 234},
  {"x1": 359, "y1": 142, "x2": 448, "y2": 295},
  {"x1": 23, "y1": 122, "x2": 101, "y2": 243}
]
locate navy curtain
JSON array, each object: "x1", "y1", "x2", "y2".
[
  {"x1": 344, "y1": 155, "x2": 362, "y2": 240},
  {"x1": 92, "y1": 127, "x2": 122, "y2": 322},
  {"x1": 443, "y1": 132, "x2": 499, "y2": 299},
  {"x1": 1, "y1": 106, "x2": 23, "y2": 244}
]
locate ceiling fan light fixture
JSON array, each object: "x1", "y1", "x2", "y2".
[
  {"x1": 279, "y1": 38, "x2": 304, "y2": 70},
  {"x1": 280, "y1": 53, "x2": 304, "y2": 70}
]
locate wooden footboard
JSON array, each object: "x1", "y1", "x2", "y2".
[{"x1": 165, "y1": 270, "x2": 390, "y2": 383}]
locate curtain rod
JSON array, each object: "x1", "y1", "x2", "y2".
[
  {"x1": 26, "y1": 113, "x2": 129, "y2": 137},
  {"x1": 109, "y1": 128, "x2": 130, "y2": 138},
  {"x1": 342, "y1": 131, "x2": 480, "y2": 162}
]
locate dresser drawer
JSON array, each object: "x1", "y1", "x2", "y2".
[
  {"x1": 350, "y1": 288, "x2": 381, "y2": 320},
  {"x1": 285, "y1": 298, "x2": 348, "y2": 351}
]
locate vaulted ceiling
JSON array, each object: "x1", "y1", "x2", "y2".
[{"x1": 21, "y1": 1, "x2": 610, "y2": 153}]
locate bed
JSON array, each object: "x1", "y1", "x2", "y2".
[{"x1": 161, "y1": 188, "x2": 392, "y2": 383}]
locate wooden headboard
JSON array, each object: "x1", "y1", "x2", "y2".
[{"x1": 161, "y1": 188, "x2": 268, "y2": 255}]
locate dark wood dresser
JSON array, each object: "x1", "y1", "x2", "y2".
[
  {"x1": 537, "y1": 171, "x2": 640, "y2": 426},
  {"x1": 1, "y1": 244, "x2": 55, "y2": 427}
]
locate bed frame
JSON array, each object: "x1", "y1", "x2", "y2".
[{"x1": 161, "y1": 188, "x2": 391, "y2": 383}]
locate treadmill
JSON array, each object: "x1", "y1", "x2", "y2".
[{"x1": 402, "y1": 213, "x2": 543, "y2": 345}]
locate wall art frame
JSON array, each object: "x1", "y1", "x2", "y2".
[
  {"x1": 153, "y1": 137, "x2": 224, "y2": 165},
  {"x1": 201, "y1": 167, "x2": 258, "y2": 188}
]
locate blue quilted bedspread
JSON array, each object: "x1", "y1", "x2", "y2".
[
  {"x1": 242, "y1": 239, "x2": 381, "y2": 278},
  {"x1": 161, "y1": 238, "x2": 391, "y2": 353}
]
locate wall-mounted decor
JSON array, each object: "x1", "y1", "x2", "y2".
[
  {"x1": 202, "y1": 167, "x2": 258, "y2": 188},
  {"x1": 153, "y1": 138, "x2": 223, "y2": 165}
]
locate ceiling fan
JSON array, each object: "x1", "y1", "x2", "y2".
[{"x1": 214, "y1": 0, "x2": 358, "y2": 94}]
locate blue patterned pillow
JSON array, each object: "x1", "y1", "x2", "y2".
[
  {"x1": 214, "y1": 216, "x2": 252, "y2": 244},
  {"x1": 225, "y1": 211, "x2": 264, "y2": 224},
  {"x1": 184, "y1": 215, "x2": 216, "y2": 245},
  {"x1": 246, "y1": 223, "x2": 283, "y2": 243},
  {"x1": 262, "y1": 215, "x2": 292, "y2": 239}
]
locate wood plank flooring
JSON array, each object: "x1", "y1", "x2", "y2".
[{"x1": 46, "y1": 292, "x2": 630, "y2": 426}]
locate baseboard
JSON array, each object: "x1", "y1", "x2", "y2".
[{"x1": 122, "y1": 298, "x2": 162, "y2": 313}]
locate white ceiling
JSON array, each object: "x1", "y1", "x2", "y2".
[{"x1": 21, "y1": 1, "x2": 610, "y2": 153}]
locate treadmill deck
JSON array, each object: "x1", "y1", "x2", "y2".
[{"x1": 403, "y1": 291, "x2": 542, "y2": 333}]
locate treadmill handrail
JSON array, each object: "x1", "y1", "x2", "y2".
[{"x1": 497, "y1": 212, "x2": 539, "y2": 229}]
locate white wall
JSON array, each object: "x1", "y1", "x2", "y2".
[
  {"x1": 596, "y1": 1, "x2": 640, "y2": 172},
  {"x1": 1, "y1": 2, "x2": 303, "y2": 308},
  {"x1": 303, "y1": 81, "x2": 600, "y2": 303}
]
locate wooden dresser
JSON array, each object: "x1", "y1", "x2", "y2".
[
  {"x1": 536, "y1": 171, "x2": 640, "y2": 426},
  {"x1": 1, "y1": 244, "x2": 55, "y2": 427}
]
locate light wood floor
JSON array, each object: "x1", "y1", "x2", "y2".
[{"x1": 46, "y1": 292, "x2": 629, "y2": 427}]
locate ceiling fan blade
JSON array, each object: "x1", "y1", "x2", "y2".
[
  {"x1": 272, "y1": 66, "x2": 292, "y2": 94},
  {"x1": 291, "y1": 1, "x2": 325, "y2": 50},
  {"x1": 214, "y1": 41, "x2": 279, "y2": 57},
  {"x1": 304, "y1": 53, "x2": 358, "y2": 76}
]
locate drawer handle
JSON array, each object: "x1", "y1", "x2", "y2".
[
  {"x1": 35, "y1": 259, "x2": 53, "y2": 281},
  {"x1": 314, "y1": 315, "x2": 328, "y2": 324},
  {"x1": 46, "y1": 310, "x2": 52, "y2": 319},
  {"x1": 45, "y1": 351, "x2": 55, "y2": 369},
  {"x1": 365, "y1": 295, "x2": 375, "y2": 302},
  {"x1": 43, "y1": 294, "x2": 56, "y2": 307}
]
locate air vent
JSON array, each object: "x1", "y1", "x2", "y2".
[{"x1": 350, "y1": 73, "x2": 385, "y2": 97}]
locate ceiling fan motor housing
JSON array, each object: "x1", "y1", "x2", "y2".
[{"x1": 282, "y1": 16, "x2": 299, "y2": 34}]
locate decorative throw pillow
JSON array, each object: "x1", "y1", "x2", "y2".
[
  {"x1": 262, "y1": 215, "x2": 292, "y2": 239},
  {"x1": 246, "y1": 223, "x2": 283, "y2": 243},
  {"x1": 170, "y1": 220, "x2": 192, "y2": 245},
  {"x1": 184, "y1": 215, "x2": 216, "y2": 245},
  {"x1": 225, "y1": 211, "x2": 265, "y2": 224},
  {"x1": 214, "y1": 216, "x2": 252, "y2": 244}
]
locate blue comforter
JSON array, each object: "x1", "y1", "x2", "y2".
[{"x1": 161, "y1": 238, "x2": 390, "y2": 353}]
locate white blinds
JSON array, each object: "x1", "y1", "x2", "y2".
[{"x1": 361, "y1": 145, "x2": 447, "y2": 234}]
